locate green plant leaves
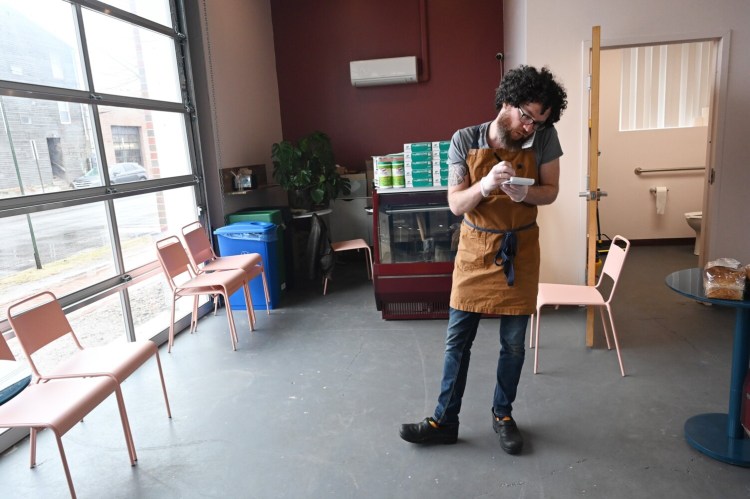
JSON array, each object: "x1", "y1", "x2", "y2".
[{"x1": 271, "y1": 131, "x2": 350, "y2": 208}]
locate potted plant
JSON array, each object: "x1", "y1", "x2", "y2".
[{"x1": 272, "y1": 131, "x2": 350, "y2": 211}]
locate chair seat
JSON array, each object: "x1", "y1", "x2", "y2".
[
  {"x1": 331, "y1": 239, "x2": 369, "y2": 252},
  {"x1": 46, "y1": 341, "x2": 157, "y2": 383},
  {"x1": 202, "y1": 255, "x2": 263, "y2": 277},
  {"x1": 0, "y1": 377, "x2": 116, "y2": 434},
  {"x1": 538, "y1": 283, "x2": 605, "y2": 307},
  {"x1": 180, "y1": 268, "x2": 247, "y2": 292},
  {"x1": 214, "y1": 252, "x2": 262, "y2": 266}
]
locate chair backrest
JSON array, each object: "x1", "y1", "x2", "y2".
[
  {"x1": 155, "y1": 235, "x2": 195, "y2": 289},
  {"x1": 596, "y1": 235, "x2": 630, "y2": 303},
  {"x1": 0, "y1": 333, "x2": 14, "y2": 361},
  {"x1": 7, "y1": 291, "x2": 83, "y2": 378},
  {"x1": 181, "y1": 221, "x2": 216, "y2": 270}
]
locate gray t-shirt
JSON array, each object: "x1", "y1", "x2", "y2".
[{"x1": 447, "y1": 121, "x2": 563, "y2": 170}]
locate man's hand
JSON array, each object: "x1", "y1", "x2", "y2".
[
  {"x1": 500, "y1": 182, "x2": 529, "y2": 202},
  {"x1": 480, "y1": 161, "x2": 516, "y2": 197}
]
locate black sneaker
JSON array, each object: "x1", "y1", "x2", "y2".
[
  {"x1": 400, "y1": 417, "x2": 458, "y2": 444},
  {"x1": 492, "y1": 414, "x2": 523, "y2": 454}
]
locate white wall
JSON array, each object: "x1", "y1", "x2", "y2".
[
  {"x1": 505, "y1": 0, "x2": 750, "y2": 284},
  {"x1": 187, "y1": 0, "x2": 285, "y2": 229}
]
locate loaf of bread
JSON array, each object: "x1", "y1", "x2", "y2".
[{"x1": 704, "y1": 265, "x2": 746, "y2": 300}]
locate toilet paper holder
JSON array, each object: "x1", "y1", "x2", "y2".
[{"x1": 649, "y1": 187, "x2": 669, "y2": 194}]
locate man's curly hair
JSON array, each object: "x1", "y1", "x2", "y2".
[{"x1": 495, "y1": 65, "x2": 568, "y2": 125}]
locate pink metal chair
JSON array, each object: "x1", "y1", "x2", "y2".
[
  {"x1": 0, "y1": 376, "x2": 135, "y2": 499},
  {"x1": 531, "y1": 235, "x2": 631, "y2": 376},
  {"x1": 7, "y1": 291, "x2": 171, "y2": 419},
  {"x1": 155, "y1": 235, "x2": 253, "y2": 352},
  {"x1": 323, "y1": 238, "x2": 373, "y2": 295},
  {"x1": 181, "y1": 221, "x2": 270, "y2": 325}
]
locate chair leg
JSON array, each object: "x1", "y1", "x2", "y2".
[
  {"x1": 529, "y1": 314, "x2": 535, "y2": 348},
  {"x1": 533, "y1": 310, "x2": 541, "y2": 374},
  {"x1": 167, "y1": 299, "x2": 177, "y2": 353},
  {"x1": 323, "y1": 277, "x2": 329, "y2": 295},
  {"x1": 190, "y1": 296, "x2": 196, "y2": 332},
  {"x1": 364, "y1": 247, "x2": 373, "y2": 280},
  {"x1": 196, "y1": 297, "x2": 203, "y2": 333},
  {"x1": 222, "y1": 290, "x2": 238, "y2": 351},
  {"x1": 54, "y1": 432, "x2": 77, "y2": 499},
  {"x1": 260, "y1": 268, "x2": 270, "y2": 314},
  {"x1": 154, "y1": 351, "x2": 172, "y2": 418},
  {"x1": 606, "y1": 304, "x2": 626, "y2": 377},
  {"x1": 113, "y1": 386, "x2": 138, "y2": 465},
  {"x1": 599, "y1": 307, "x2": 612, "y2": 350},
  {"x1": 244, "y1": 283, "x2": 255, "y2": 331},
  {"x1": 29, "y1": 427, "x2": 37, "y2": 468}
]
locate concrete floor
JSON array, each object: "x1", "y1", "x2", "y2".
[{"x1": 1, "y1": 244, "x2": 749, "y2": 498}]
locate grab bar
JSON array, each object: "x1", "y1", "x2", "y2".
[{"x1": 634, "y1": 166, "x2": 705, "y2": 175}]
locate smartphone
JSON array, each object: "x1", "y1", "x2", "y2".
[{"x1": 503, "y1": 177, "x2": 535, "y2": 186}]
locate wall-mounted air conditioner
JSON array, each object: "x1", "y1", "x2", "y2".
[{"x1": 349, "y1": 56, "x2": 418, "y2": 87}]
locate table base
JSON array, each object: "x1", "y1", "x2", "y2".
[{"x1": 684, "y1": 413, "x2": 750, "y2": 467}]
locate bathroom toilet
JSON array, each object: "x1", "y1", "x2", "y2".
[{"x1": 685, "y1": 211, "x2": 702, "y2": 256}]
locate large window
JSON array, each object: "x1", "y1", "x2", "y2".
[{"x1": 0, "y1": 0, "x2": 208, "y2": 360}]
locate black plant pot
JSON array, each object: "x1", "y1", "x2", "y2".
[{"x1": 288, "y1": 189, "x2": 312, "y2": 212}]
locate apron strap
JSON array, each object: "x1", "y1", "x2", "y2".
[
  {"x1": 470, "y1": 125, "x2": 481, "y2": 149},
  {"x1": 462, "y1": 219, "x2": 536, "y2": 287}
]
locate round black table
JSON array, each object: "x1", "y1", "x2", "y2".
[
  {"x1": 0, "y1": 360, "x2": 31, "y2": 406},
  {"x1": 665, "y1": 267, "x2": 750, "y2": 467}
]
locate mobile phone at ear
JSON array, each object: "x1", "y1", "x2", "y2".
[{"x1": 502, "y1": 177, "x2": 535, "y2": 186}]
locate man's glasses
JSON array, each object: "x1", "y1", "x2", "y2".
[{"x1": 517, "y1": 106, "x2": 546, "y2": 130}]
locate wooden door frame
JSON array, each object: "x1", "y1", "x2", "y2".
[
  {"x1": 581, "y1": 28, "x2": 731, "y2": 347},
  {"x1": 584, "y1": 26, "x2": 601, "y2": 346}
]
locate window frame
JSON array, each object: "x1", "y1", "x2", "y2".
[{"x1": 0, "y1": 0, "x2": 211, "y2": 341}]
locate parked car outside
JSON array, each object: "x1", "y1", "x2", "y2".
[{"x1": 71, "y1": 163, "x2": 148, "y2": 189}]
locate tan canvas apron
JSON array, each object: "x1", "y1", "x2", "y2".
[{"x1": 449, "y1": 146, "x2": 540, "y2": 315}]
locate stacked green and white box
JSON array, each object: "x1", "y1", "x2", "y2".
[
  {"x1": 404, "y1": 142, "x2": 433, "y2": 187},
  {"x1": 431, "y1": 141, "x2": 450, "y2": 186}
]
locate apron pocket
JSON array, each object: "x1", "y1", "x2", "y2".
[{"x1": 454, "y1": 225, "x2": 494, "y2": 271}]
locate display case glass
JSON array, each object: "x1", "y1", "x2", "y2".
[{"x1": 376, "y1": 190, "x2": 460, "y2": 264}]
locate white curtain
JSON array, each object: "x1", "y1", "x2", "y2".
[{"x1": 620, "y1": 40, "x2": 716, "y2": 131}]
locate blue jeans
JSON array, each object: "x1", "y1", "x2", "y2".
[{"x1": 433, "y1": 307, "x2": 528, "y2": 425}]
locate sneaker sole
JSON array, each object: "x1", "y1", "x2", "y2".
[
  {"x1": 499, "y1": 441, "x2": 522, "y2": 454},
  {"x1": 399, "y1": 431, "x2": 458, "y2": 445}
]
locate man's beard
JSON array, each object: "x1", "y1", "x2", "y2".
[{"x1": 497, "y1": 113, "x2": 527, "y2": 151}]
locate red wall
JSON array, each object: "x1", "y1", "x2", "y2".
[{"x1": 270, "y1": 0, "x2": 504, "y2": 171}]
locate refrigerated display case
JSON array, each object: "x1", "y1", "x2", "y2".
[{"x1": 373, "y1": 187, "x2": 463, "y2": 319}]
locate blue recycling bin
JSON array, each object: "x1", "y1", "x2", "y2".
[{"x1": 214, "y1": 221, "x2": 281, "y2": 310}]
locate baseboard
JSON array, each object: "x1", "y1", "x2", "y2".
[{"x1": 628, "y1": 238, "x2": 694, "y2": 246}]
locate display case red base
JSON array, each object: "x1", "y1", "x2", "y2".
[{"x1": 374, "y1": 261, "x2": 454, "y2": 320}]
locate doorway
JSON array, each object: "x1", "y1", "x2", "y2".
[{"x1": 596, "y1": 39, "x2": 719, "y2": 258}]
